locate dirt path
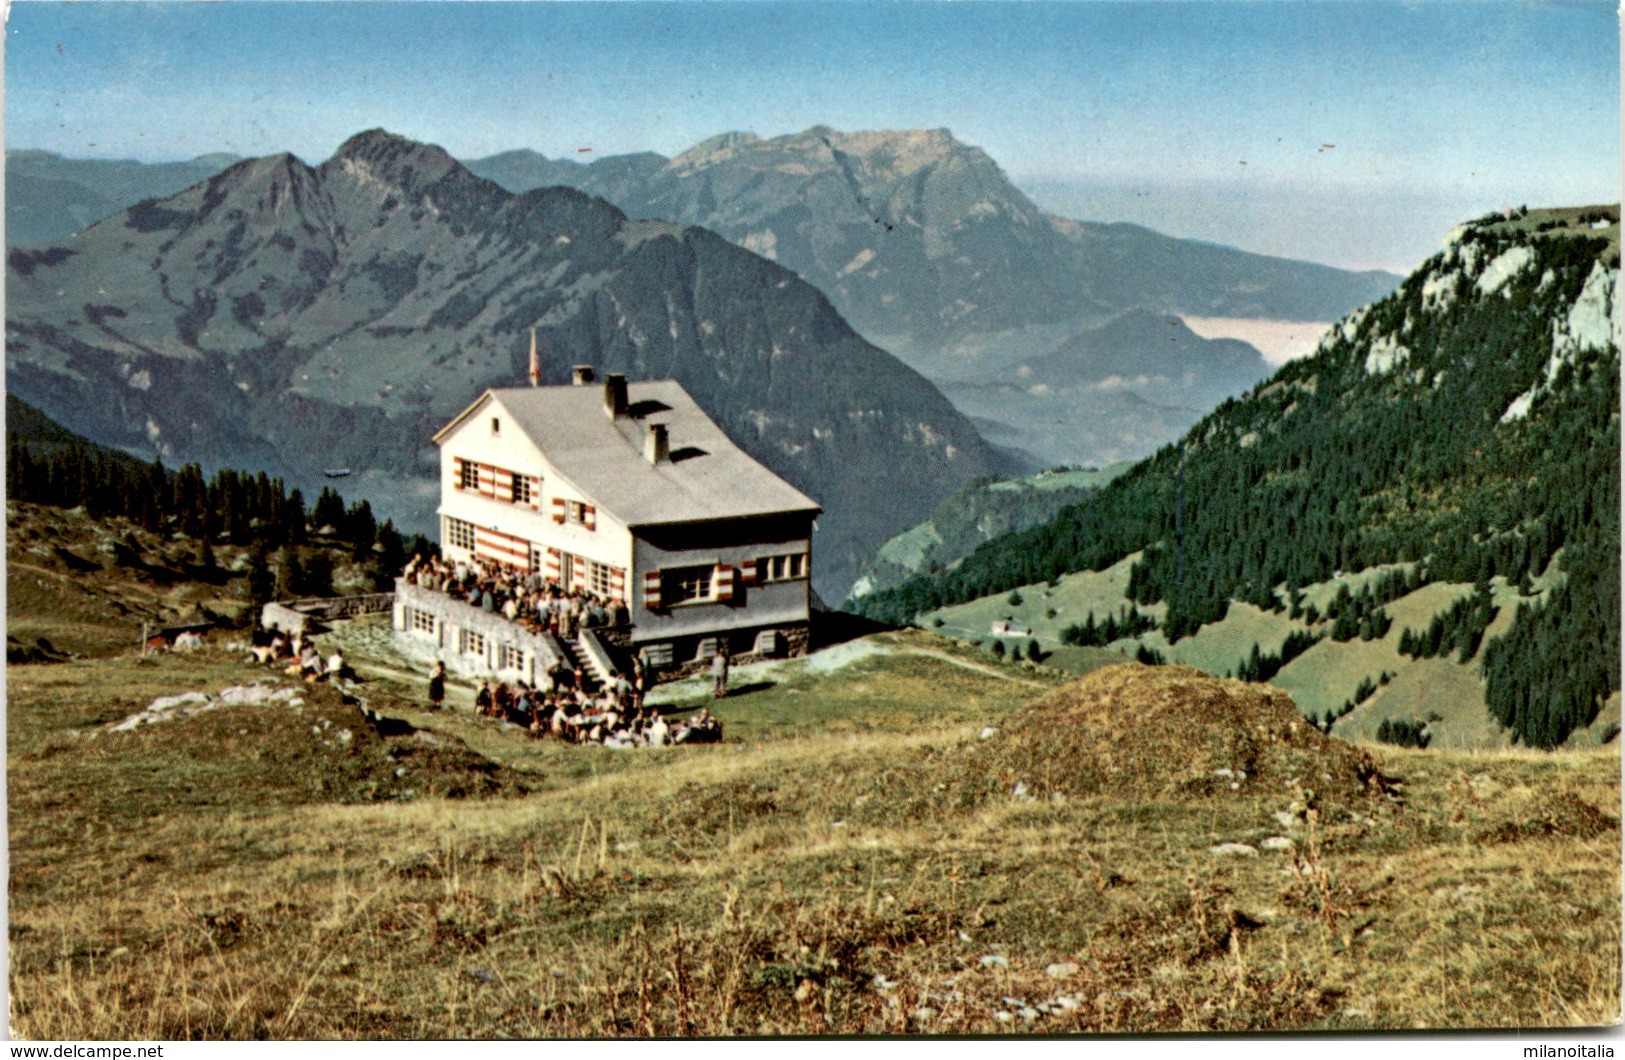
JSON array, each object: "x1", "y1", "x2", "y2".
[{"x1": 892, "y1": 645, "x2": 1050, "y2": 688}]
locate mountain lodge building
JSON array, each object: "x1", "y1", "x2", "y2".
[{"x1": 392, "y1": 365, "x2": 820, "y2": 683}]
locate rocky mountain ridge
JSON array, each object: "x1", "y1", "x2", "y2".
[{"x1": 466, "y1": 125, "x2": 1400, "y2": 345}]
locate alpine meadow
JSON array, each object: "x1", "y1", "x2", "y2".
[{"x1": 5, "y1": 1, "x2": 1621, "y2": 1043}]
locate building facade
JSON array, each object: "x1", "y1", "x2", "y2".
[{"x1": 393, "y1": 370, "x2": 820, "y2": 676}]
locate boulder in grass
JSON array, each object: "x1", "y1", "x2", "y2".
[{"x1": 1209, "y1": 842, "x2": 1259, "y2": 857}]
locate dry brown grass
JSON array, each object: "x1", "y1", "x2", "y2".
[{"x1": 8, "y1": 646, "x2": 1619, "y2": 1037}]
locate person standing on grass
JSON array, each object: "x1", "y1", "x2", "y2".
[
  {"x1": 428, "y1": 661, "x2": 446, "y2": 711},
  {"x1": 711, "y1": 647, "x2": 729, "y2": 699}
]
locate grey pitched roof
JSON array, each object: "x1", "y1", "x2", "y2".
[{"x1": 436, "y1": 381, "x2": 820, "y2": 527}]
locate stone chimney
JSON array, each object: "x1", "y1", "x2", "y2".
[
  {"x1": 572, "y1": 364, "x2": 595, "y2": 386},
  {"x1": 645, "y1": 422, "x2": 669, "y2": 465},
  {"x1": 603, "y1": 373, "x2": 628, "y2": 418}
]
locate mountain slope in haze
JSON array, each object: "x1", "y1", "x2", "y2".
[
  {"x1": 468, "y1": 127, "x2": 1397, "y2": 470},
  {"x1": 847, "y1": 462, "x2": 1134, "y2": 602},
  {"x1": 939, "y1": 310, "x2": 1273, "y2": 463},
  {"x1": 467, "y1": 128, "x2": 1400, "y2": 345},
  {"x1": 1020, "y1": 309, "x2": 1273, "y2": 411},
  {"x1": 5, "y1": 130, "x2": 1005, "y2": 600},
  {"x1": 937, "y1": 381, "x2": 1203, "y2": 471},
  {"x1": 857, "y1": 205, "x2": 1621, "y2": 748},
  {"x1": 5, "y1": 150, "x2": 242, "y2": 244}
]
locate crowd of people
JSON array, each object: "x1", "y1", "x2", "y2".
[
  {"x1": 247, "y1": 629, "x2": 352, "y2": 683},
  {"x1": 401, "y1": 555, "x2": 627, "y2": 639},
  {"x1": 403, "y1": 555, "x2": 728, "y2": 748},
  {"x1": 440, "y1": 660, "x2": 721, "y2": 747}
]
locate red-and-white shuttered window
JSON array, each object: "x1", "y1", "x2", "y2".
[
  {"x1": 714, "y1": 564, "x2": 737, "y2": 602},
  {"x1": 452, "y1": 458, "x2": 540, "y2": 509},
  {"x1": 645, "y1": 562, "x2": 744, "y2": 611},
  {"x1": 474, "y1": 526, "x2": 531, "y2": 569},
  {"x1": 551, "y1": 498, "x2": 598, "y2": 531}
]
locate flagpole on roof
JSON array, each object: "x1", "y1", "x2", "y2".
[{"x1": 529, "y1": 327, "x2": 542, "y2": 388}]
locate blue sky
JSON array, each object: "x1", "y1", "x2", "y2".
[{"x1": 6, "y1": 1, "x2": 1619, "y2": 271}]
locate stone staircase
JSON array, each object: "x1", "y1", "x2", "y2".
[{"x1": 557, "y1": 637, "x2": 603, "y2": 693}]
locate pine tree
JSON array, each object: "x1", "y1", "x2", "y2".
[
  {"x1": 245, "y1": 541, "x2": 274, "y2": 624},
  {"x1": 312, "y1": 488, "x2": 346, "y2": 534},
  {"x1": 273, "y1": 548, "x2": 304, "y2": 601},
  {"x1": 302, "y1": 553, "x2": 335, "y2": 598},
  {"x1": 195, "y1": 534, "x2": 216, "y2": 571},
  {"x1": 346, "y1": 499, "x2": 377, "y2": 560}
]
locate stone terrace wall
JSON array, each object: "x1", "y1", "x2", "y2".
[{"x1": 393, "y1": 579, "x2": 564, "y2": 684}]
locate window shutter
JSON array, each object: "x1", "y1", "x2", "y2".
[
  {"x1": 739, "y1": 558, "x2": 758, "y2": 585},
  {"x1": 529, "y1": 477, "x2": 542, "y2": 511},
  {"x1": 715, "y1": 564, "x2": 737, "y2": 603},
  {"x1": 610, "y1": 567, "x2": 626, "y2": 601},
  {"x1": 544, "y1": 548, "x2": 562, "y2": 582},
  {"x1": 572, "y1": 555, "x2": 588, "y2": 588},
  {"x1": 584, "y1": 505, "x2": 597, "y2": 532},
  {"x1": 453, "y1": 458, "x2": 465, "y2": 490},
  {"x1": 643, "y1": 570, "x2": 663, "y2": 611},
  {"x1": 551, "y1": 497, "x2": 567, "y2": 524}
]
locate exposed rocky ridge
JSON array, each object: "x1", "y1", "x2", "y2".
[{"x1": 5, "y1": 129, "x2": 1006, "y2": 599}]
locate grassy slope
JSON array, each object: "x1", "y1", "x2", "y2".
[
  {"x1": 7, "y1": 503, "x2": 252, "y2": 656},
  {"x1": 919, "y1": 554, "x2": 1613, "y2": 751},
  {"x1": 8, "y1": 630, "x2": 1618, "y2": 1037},
  {"x1": 5, "y1": 501, "x2": 378, "y2": 658}
]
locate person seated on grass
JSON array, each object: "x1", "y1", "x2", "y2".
[
  {"x1": 299, "y1": 645, "x2": 324, "y2": 682},
  {"x1": 674, "y1": 707, "x2": 722, "y2": 744},
  {"x1": 249, "y1": 632, "x2": 278, "y2": 666}
]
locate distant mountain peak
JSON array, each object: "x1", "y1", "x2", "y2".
[
  {"x1": 333, "y1": 128, "x2": 411, "y2": 157},
  {"x1": 669, "y1": 131, "x2": 761, "y2": 170},
  {"x1": 325, "y1": 128, "x2": 464, "y2": 190},
  {"x1": 1097, "y1": 307, "x2": 1198, "y2": 338}
]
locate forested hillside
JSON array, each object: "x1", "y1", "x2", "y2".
[
  {"x1": 856, "y1": 207, "x2": 1620, "y2": 748},
  {"x1": 7, "y1": 396, "x2": 417, "y2": 611}
]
